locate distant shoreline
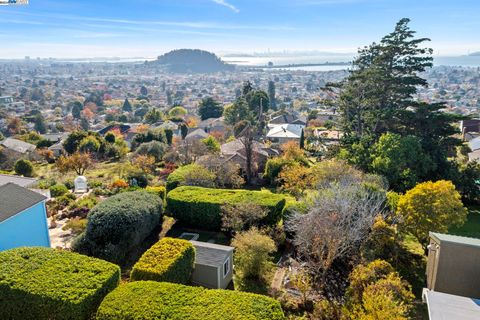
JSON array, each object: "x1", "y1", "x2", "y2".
[{"x1": 243, "y1": 62, "x2": 351, "y2": 69}]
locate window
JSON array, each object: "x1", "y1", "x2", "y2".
[{"x1": 223, "y1": 258, "x2": 230, "y2": 278}]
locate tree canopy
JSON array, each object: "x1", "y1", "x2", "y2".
[
  {"x1": 396, "y1": 180, "x2": 467, "y2": 248},
  {"x1": 198, "y1": 97, "x2": 223, "y2": 120},
  {"x1": 330, "y1": 18, "x2": 462, "y2": 191}
]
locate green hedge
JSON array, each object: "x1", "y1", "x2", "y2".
[
  {"x1": 0, "y1": 247, "x2": 120, "y2": 320},
  {"x1": 72, "y1": 191, "x2": 163, "y2": 264},
  {"x1": 49, "y1": 184, "x2": 69, "y2": 197},
  {"x1": 96, "y1": 281, "x2": 285, "y2": 320},
  {"x1": 131, "y1": 237, "x2": 195, "y2": 284},
  {"x1": 166, "y1": 186, "x2": 286, "y2": 230},
  {"x1": 281, "y1": 199, "x2": 308, "y2": 219},
  {"x1": 146, "y1": 185, "x2": 167, "y2": 202},
  {"x1": 166, "y1": 164, "x2": 191, "y2": 191}
]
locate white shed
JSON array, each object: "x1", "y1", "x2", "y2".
[{"x1": 74, "y1": 176, "x2": 88, "y2": 194}]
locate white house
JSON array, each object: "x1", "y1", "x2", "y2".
[{"x1": 266, "y1": 124, "x2": 304, "y2": 144}]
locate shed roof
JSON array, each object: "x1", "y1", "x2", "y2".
[
  {"x1": 0, "y1": 174, "x2": 37, "y2": 188},
  {"x1": 430, "y1": 232, "x2": 480, "y2": 248},
  {"x1": 0, "y1": 183, "x2": 47, "y2": 223},
  {"x1": 191, "y1": 240, "x2": 234, "y2": 268},
  {"x1": 424, "y1": 290, "x2": 480, "y2": 320},
  {"x1": 185, "y1": 128, "x2": 209, "y2": 140},
  {"x1": 1, "y1": 138, "x2": 36, "y2": 154},
  {"x1": 469, "y1": 136, "x2": 480, "y2": 152}
]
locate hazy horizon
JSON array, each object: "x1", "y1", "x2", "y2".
[{"x1": 0, "y1": 0, "x2": 479, "y2": 59}]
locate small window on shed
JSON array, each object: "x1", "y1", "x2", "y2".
[{"x1": 223, "y1": 258, "x2": 230, "y2": 278}]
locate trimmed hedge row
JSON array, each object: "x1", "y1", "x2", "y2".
[
  {"x1": 96, "y1": 281, "x2": 285, "y2": 320},
  {"x1": 72, "y1": 191, "x2": 163, "y2": 264},
  {"x1": 0, "y1": 247, "x2": 120, "y2": 320},
  {"x1": 131, "y1": 237, "x2": 195, "y2": 284},
  {"x1": 167, "y1": 186, "x2": 286, "y2": 230}
]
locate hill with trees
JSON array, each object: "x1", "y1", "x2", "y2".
[{"x1": 151, "y1": 49, "x2": 234, "y2": 73}]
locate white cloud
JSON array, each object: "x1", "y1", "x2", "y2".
[{"x1": 211, "y1": 0, "x2": 239, "y2": 13}]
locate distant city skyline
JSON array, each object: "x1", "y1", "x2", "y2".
[{"x1": 0, "y1": 0, "x2": 479, "y2": 58}]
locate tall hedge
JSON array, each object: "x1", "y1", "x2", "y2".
[
  {"x1": 96, "y1": 281, "x2": 285, "y2": 320},
  {"x1": 72, "y1": 191, "x2": 163, "y2": 264},
  {"x1": 166, "y1": 186, "x2": 286, "y2": 230},
  {"x1": 0, "y1": 247, "x2": 120, "y2": 320},
  {"x1": 131, "y1": 237, "x2": 195, "y2": 284}
]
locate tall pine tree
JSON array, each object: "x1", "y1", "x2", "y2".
[
  {"x1": 123, "y1": 98, "x2": 132, "y2": 112},
  {"x1": 330, "y1": 18, "x2": 462, "y2": 189}
]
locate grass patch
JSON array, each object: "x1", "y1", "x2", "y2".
[{"x1": 449, "y1": 205, "x2": 480, "y2": 238}]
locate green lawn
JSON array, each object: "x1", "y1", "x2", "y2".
[
  {"x1": 449, "y1": 205, "x2": 480, "y2": 238},
  {"x1": 35, "y1": 161, "x2": 130, "y2": 184}
]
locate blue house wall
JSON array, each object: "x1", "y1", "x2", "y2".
[{"x1": 0, "y1": 201, "x2": 50, "y2": 251}]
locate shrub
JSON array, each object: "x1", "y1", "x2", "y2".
[
  {"x1": 131, "y1": 237, "x2": 195, "y2": 284},
  {"x1": 38, "y1": 178, "x2": 56, "y2": 189},
  {"x1": 346, "y1": 259, "x2": 395, "y2": 304},
  {"x1": 361, "y1": 216, "x2": 398, "y2": 262},
  {"x1": 134, "y1": 141, "x2": 168, "y2": 162},
  {"x1": 146, "y1": 185, "x2": 167, "y2": 202},
  {"x1": 0, "y1": 247, "x2": 120, "y2": 320},
  {"x1": 14, "y1": 159, "x2": 34, "y2": 177},
  {"x1": 62, "y1": 217, "x2": 88, "y2": 235},
  {"x1": 72, "y1": 191, "x2": 163, "y2": 264},
  {"x1": 397, "y1": 180, "x2": 467, "y2": 248},
  {"x1": 109, "y1": 179, "x2": 129, "y2": 189},
  {"x1": 232, "y1": 228, "x2": 276, "y2": 280},
  {"x1": 221, "y1": 201, "x2": 268, "y2": 233},
  {"x1": 49, "y1": 184, "x2": 69, "y2": 197},
  {"x1": 346, "y1": 272, "x2": 414, "y2": 320},
  {"x1": 69, "y1": 195, "x2": 98, "y2": 210},
  {"x1": 264, "y1": 157, "x2": 293, "y2": 185},
  {"x1": 167, "y1": 186, "x2": 286, "y2": 230},
  {"x1": 56, "y1": 193, "x2": 76, "y2": 208},
  {"x1": 281, "y1": 200, "x2": 307, "y2": 220},
  {"x1": 166, "y1": 164, "x2": 215, "y2": 191},
  {"x1": 126, "y1": 169, "x2": 149, "y2": 188},
  {"x1": 96, "y1": 281, "x2": 285, "y2": 320}
]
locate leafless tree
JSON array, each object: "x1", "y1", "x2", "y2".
[
  {"x1": 287, "y1": 183, "x2": 386, "y2": 284},
  {"x1": 238, "y1": 125, "x2": 255, "y2": 184},
  {"x1": 176, "y1": 139, "x2": 208, "y2": 164}
]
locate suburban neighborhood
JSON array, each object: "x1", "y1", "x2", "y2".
[{"x1": 1, "y1": 1, "x2": 480, "y2": 319}]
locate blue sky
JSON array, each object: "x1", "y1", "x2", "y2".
[{"x1": 0, "y1": 0, "x2": 479, "y2": 58}]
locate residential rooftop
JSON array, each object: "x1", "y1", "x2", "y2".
[
  {"x1": 0, "y1": 183, "x2": 47, "y2": 223},
  {"x1": 190, "y1": 240, "x2": 233, "y2": 267},
  {"x1": 430, "y1": 232, "x2": 480, "y2": 248},
  {"x1": 424, "y1": 289, "x2": 480, "y2": 320}
]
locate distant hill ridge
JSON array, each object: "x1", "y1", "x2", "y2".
[{"x1": 151, "y1": 49, "x2": 234, "y2": 73}]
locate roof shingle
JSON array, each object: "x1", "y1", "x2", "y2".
[{"x1": 0, "y1": 183, "x2": 47, "y2": 223}]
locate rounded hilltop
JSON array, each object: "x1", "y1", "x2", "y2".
[{"x1": 151, "y1": 49, "x2": 235, "y2": 73}]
